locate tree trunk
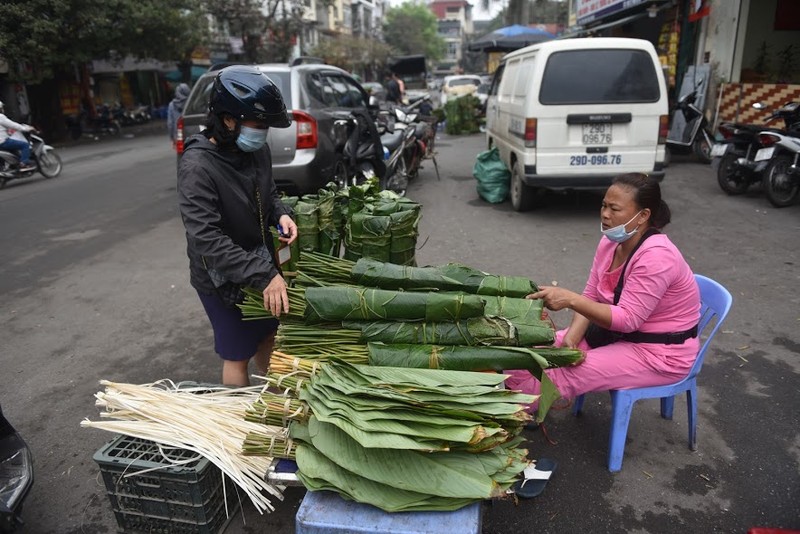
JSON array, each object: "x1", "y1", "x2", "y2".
[{"x1": 520, "y1": 0, "x2": 531, "y2": 25}]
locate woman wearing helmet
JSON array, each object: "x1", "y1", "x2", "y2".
[{"x1": 177, "y1": 65, "x2": 298, "y2": 386}]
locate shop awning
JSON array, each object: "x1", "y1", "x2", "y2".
[
  {"x1": 91, "y1": 58, "x2": 174, "y2": 74},
  {"x1": 164, "y1": 66, "x2": 209, "y2": 82},
  {"x1": 467, "y1": 25, "x2": 556, "y2": 53}
]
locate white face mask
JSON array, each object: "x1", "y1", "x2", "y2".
[
  {"x1": 236, "y1": 125, "x2": 269, "y2": 152},
  {"x1": 601, "y1": 210, "x2": 642, "y2": 243}
]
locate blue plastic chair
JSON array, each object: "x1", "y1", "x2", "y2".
[{"x1": 572, "y1": 274, "x2": 733, "y2": 472}]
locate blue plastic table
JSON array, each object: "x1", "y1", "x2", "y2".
[{"x1": 296, "y1": 490, "x2": 482, "y2": 534}]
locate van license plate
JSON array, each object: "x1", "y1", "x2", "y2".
[
  {"x1": 710, "y1": 144, "x2": 728, "y2": 157},
  {"x1": 582, "y1": 124, "x2": 612, "y2": 145},
  {"x1": 569, "y1": 155, "x2": 622, "y2": 166},
  {"x1": 755, "y1": 147, "x2": 775, "y2": 161}
]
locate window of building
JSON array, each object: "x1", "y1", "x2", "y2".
[{"x1": 447, "y1": 42, "x2": 459, "y2": 58}]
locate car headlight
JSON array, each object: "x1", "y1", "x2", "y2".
[{"x1": 0, "y1": 433, "x2": 33, "y2": 518}]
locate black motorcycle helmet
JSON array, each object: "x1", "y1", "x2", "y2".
[{"x1": 209, "y1": 65, "x2": 291, "y2": 128}]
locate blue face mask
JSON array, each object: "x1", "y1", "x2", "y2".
[
  {"x1": 601, "y1": 210, "x2": 642, "y2": 243},
  {"x1": 236, "y1": 125, "x2": 269, "y2": 152}
]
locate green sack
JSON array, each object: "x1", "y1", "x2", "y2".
[{"x1": 473, "y1": 148, "x2": 510, "y2": 204}]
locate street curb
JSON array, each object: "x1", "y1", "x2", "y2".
[{"x1": 52, "y1": 119, "x2": 169, "y2": 149}]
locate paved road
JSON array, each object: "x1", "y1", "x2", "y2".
[{"x1": 0, "y1": 130, "x2": 797, "y2": 533}]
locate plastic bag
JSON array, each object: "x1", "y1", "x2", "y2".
[{"x1": 473, "y1": 147, "x2": 510, "y2": 203}]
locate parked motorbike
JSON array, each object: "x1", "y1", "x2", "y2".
[
  {"x1": 0, "y1": 130, "x2": 63, "y2": 189},
  {"x1": 387, "y1": 95, "x2": 439, "y2": 181},
  {"x1": 333, "y1": 95, "x2": 422, "y2": 196},
  {"x1": 756, "y1": 121, "x2": 800, "y2": 207},
  {"x1": 713, "y1": 101, "x2": 800, "y2": 195},
  {"x1": 66, "y1": 104, "x2": 122, "y2": 140},
  {"x1": 666, "y1": 79, "x2": 714, "y2": 164},
  {"x1": 0, "y1": 403, "x2": 34, "y2": 532},
  {"x1": 127, "y1": 104, "x2": 152, "y2": 124},
  {"x1": 379, "y1": 125, "x2": 417, "y2": 196},
  {"x1": 334, "y1": 108, "x2": 387, "y2": 189}
]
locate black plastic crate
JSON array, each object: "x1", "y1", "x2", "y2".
[{"x1": 94, "y1": 434, "x2": 240, "y2": 533}]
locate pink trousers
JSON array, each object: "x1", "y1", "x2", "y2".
[{"x1": 505, "y1": 329, "x2": 698, "y2": 401}]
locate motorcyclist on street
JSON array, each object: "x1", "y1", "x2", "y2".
[{"x1": 0, "y1": 100, "x2": 36, "y2": 171}]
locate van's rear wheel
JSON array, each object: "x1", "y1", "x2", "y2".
[{"x1": 510, "y1": 161, "x2": 545, "y2": 211}]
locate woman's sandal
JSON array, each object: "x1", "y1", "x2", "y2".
[{"x1": 511, "y1": 458, "x2": 558, "y2": 499}]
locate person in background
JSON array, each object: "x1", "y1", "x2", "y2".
[
  {"x1": 0, "y1": 100, "x2": 36, "y2": 171},
  {"x1": 167, "y1": 83, "x2": 191, "y2": 143},
  {"x1": 385, "y1": 72, "x2": 401, "y2": 104},
  {"x1": 506, "y1": 173, "x2": 701, "y2": 409},
  {"x1": 395, "y1": 72, "x2": 406, "y2": 103},
  {"x1": 177, "y1": 66, "x2": 298, "y2": 386}
]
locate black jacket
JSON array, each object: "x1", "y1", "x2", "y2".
[{"x1": 177, "y1": 133, "x2": 292, "y2": 294}]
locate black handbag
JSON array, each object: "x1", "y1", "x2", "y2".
[
  {"x1": 584, "y1": 323, "x2": 622, "y2": 348},
  {"x1": 584, "y1": 229, "x2": 660, "y2": 349}
]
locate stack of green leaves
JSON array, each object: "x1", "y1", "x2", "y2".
[
  {"x1": 342, "y1": 316, "x2": 517, "y2": 346},
  {"x1": 297, "y1": 253, "x2": 539, "y2": 298},
  {"x1": 294, "y1": 252, "x2": 354, "y2": 288},
  {"x1": 346, "y1": 212, "x2": 392, "y2": 262},
  {"x1": 340, "y1": 189, "x2": 421, "y2": 264},
  {"x1": 273, "y1": 323, "x2": 369, "y2": 362},
  {"x1": 444, "y1": 95, "x2": 481, "y2": 135},
  {"x1": 295, "y1": 199, "x2": 320, "y2": 253},
  {"x1": 301, "y1": 286, "x2": 486, "y2": 324},
  {"x1": 240, "y1": 286, "x2": 487, "y2": 325},
  {"x1": 388, "y1": 205, "x2": 421, "y2": 266},
  {"x1": 365, "y1": 342, "x2": 583, "y2": 422},
  {"x1": 287, "y1": 361, "x2": 533, "y2": 511},
  {"x1": 315, "y1": 187, "x2": 339, "y2": 256}
]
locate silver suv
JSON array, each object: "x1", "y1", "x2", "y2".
[{"x1": 177, "y1": 62, "x2": 370, "y2": 195}]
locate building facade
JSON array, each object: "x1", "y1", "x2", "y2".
[{"x1": 430, "y1": 0, "x2": 475, "y2": 75}]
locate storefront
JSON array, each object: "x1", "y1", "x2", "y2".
[
  {"x1": 700, "y1": 0, "x2": 800, "y2": 127},
  {"x1": 570, "y1": 0, "x2": 693, "y2": 101},
  {"x1": 570, "y1": 0, "x2": 800, "y2": 128}
]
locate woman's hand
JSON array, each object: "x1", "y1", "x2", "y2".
[
  {"x1": 278, "y1": 215, "x2": 298, "y2": 245},
  {"x1": 561, "y1": 331, "x2": 582, "y2": 349},
  {"x1": 527, "y1": 286, "x2": 578, "y2": 311},
  {"x1": 263, "y1": 274, "x2": 289, "y2": 317}
]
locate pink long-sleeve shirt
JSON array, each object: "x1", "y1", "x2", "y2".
[
  {"x1": 584, "y1": 233, "x2": 700, "y2": 335},
  {"x1": 505, "y1": 233, "x2": 702, "y2": 401}
]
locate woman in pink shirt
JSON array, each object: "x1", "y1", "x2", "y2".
[{"x1": 506, "y1": 173, "x2": 700, "y2": 403}]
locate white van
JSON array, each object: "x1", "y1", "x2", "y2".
[{"x1": 485, "y1": 38, "x2": 669, "y2": 211}]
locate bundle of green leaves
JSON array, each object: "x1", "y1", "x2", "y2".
[{"x1": 288, "y1": 361, "x2": 534, "y2": 511}]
